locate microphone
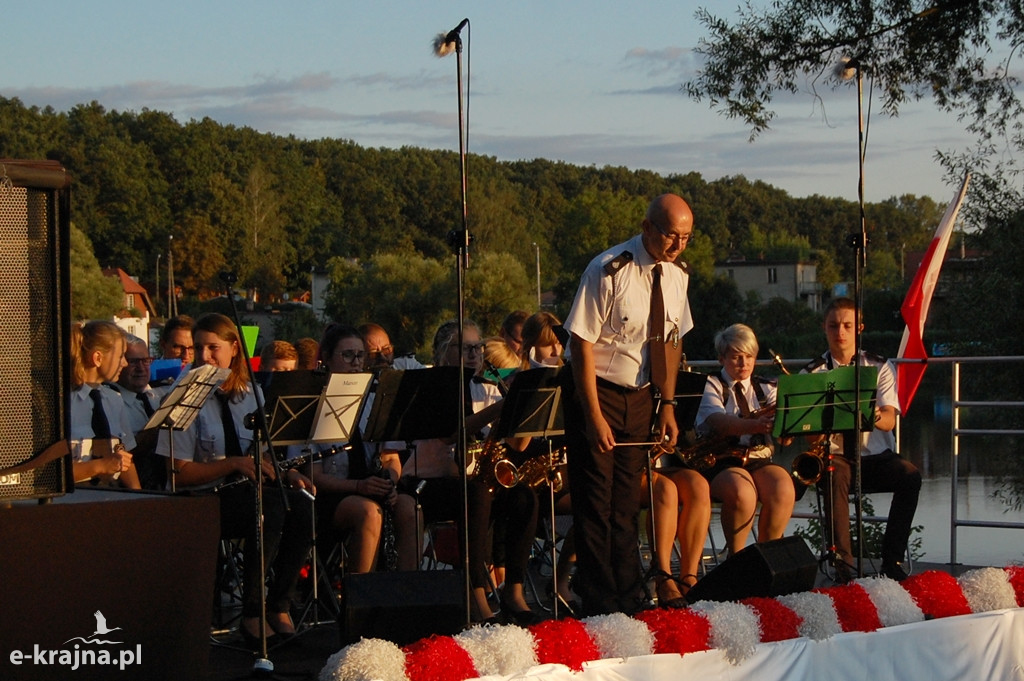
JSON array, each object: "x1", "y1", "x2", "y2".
[
  {"x1": 834, "y1": 50, "x2": 868, "y2": 81},
  {"x1": 432, "y1": 17, "x2": 468, "y2": 57}
]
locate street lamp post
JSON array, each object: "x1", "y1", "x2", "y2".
[
  {"x1": 532, "y1": 242, "x2": 541, "y2": 309},
  {"x1": 167, "y1": 235, "x2": 175, "y2": 318},
  {"x1": 155, "y1": 252, "x2": 162, "y2": 317}
]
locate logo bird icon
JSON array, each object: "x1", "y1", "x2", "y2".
[{"x1": 91, "y1": 611, "x2": 121, "y2": 637}]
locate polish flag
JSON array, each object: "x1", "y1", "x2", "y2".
[{"x1": 897, "y1": 172, "x2": 970, "y2": 414}]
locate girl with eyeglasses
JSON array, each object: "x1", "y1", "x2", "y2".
[{"x1": 305, "y1": 324, "x2": 418, "y2": 573}]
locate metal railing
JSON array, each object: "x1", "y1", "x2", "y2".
[
  {"x1": 686, "y1": 354, "x2": 1024, "y2": 566},
  {"x1": 944, "y1": 356, "x2": 1024, "y2": 564}
]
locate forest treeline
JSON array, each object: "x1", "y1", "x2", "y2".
[{"x1": 0, "y1": 95, "x2": 946, "y2": 358}]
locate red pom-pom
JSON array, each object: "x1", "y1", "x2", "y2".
[
  {"x1": 1004, "y1": 566, "x2": 1024, "y2": 607},
  {"x1": 815, "y1": 582, "x2": 882, "y2": 632},
  {"x1": 531, "y1": 618, "x2": 600, "y2": 671},
  {"x1": 634, "y1": 608, "x2": 712, "y2": 654},
  {"x1": 902, "y1": 570, "x2": 972, "y2": 619},
  {"x1": 403, "y1": 635, "x2": 477, "y2": 681},
  {"x1": 741, "y1": 596, "x2": 802, "y2": 642}
]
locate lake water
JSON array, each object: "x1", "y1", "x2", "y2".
[{"x1": 785, "y1": 476, "x2": 1024, "y2": 567}]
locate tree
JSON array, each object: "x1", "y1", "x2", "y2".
[
  {"x1": 323, "y1": 252, "x2": 452, "y2": 359},
  {"x1": 685, "y1": 1, "x2": 1024, "y2": 215},
  {"x1": 69, "y1": 222, "x2": 123, "y2": 321},
  {"x1": 464, "y1": 251, "x2": 536, "y2": 335}
]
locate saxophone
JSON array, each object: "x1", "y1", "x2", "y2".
[
  {"x1": 673, "y1": 404, "x2": 777, "y2": 471},
  {"x1": 672, "y1": 350, "x2": 789, "y2": 472}
]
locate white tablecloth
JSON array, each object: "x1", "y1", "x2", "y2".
[{"x1": 474, "y1": 608, "x2": 1024, "y2": 681}]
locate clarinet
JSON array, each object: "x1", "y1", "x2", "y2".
[{"x1": 371, "y1": 455, "x2": 399, "y2": 571}]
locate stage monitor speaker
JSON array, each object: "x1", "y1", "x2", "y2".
[
  {"x1": 0, "y1": 160, "x2": 72, "y2": 501},
  {"x1": 686, "y1": 535, "x2": 817, "y2": 603},
  {"x1": 342, "y1": 569, "x2": 465, "y2": 646}
]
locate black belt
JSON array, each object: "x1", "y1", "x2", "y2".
[{"x1": 596, "y1": 376, "x2": 647, "y2": 393}]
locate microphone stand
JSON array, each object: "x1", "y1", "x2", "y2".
[
  {"x1": 846, "y1": 57, "x2": 868, "y2": 580},
  {"x1": 218, "y1": 272, "x2": 291, "y2": 676},
  {"x1": 439, "y1": 17, "x2": 473, "y2": 628}
]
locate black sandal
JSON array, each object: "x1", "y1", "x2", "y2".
[{"x1": 653, "y1": 570, "x2": 689, "y2": 609}]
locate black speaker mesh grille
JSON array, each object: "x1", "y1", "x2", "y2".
[{"x1": 0, "y1": 185, "x2": 67, "y2": 499}]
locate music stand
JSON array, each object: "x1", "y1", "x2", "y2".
[
  {"x1": 262, "y1": 370, "x2": 371, "y2": 634},
  {"x1": 363, "y1": 366, "x2": 470, "y2": 619},
  {"x1": 364, "y1": 367, "x2": 466, "y2": 444},
  {"x1": 489, "y1": 367, "x2": 566, "y2": 617},
  {"x1": 774, "y1": 365, "x2": 878, "y2": 577},
  {"x1": 639, "y1": 369, "x2": 707, "y2": 606},
  {"x1": 143, "y1": 364, "x2": 231, "y2": 493}
]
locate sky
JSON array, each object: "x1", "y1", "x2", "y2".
[{"x1": 2, "y1": 1, "x2": 975, "y2": 204}]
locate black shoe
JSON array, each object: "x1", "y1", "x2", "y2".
[
  {"x1": 240, "y1": 627, "x2": 279, "y2": 652},
  {"x1": 502, "y1": 607, "x2": 546, "y2": 627},
  {"x1": 881, "y1": 561, "x2": 909, "y2": 581}
]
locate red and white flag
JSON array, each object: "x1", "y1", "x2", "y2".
[{"x1": 897, "y1": 172, "x2": 970, "y2": 414}]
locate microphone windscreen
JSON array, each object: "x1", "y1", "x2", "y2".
[
  {"x1": 834, "y1": 56, "x2": 857, "y2": 81},
  {"x1": 432, "y1": 32, "x2": 456, "y2": 57}
]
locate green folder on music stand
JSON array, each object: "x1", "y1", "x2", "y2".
[{"x1": 772, "y1": 365, "x2": 878, "y2": 439}]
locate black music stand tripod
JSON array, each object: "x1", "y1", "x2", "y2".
[
  {"x1": 490, "y1": 367, "x2": 565, "y2": 618},
  {"x1": 774, "y1": 365, "x2": 877, "y2": 579},
  {"x1": 639, "y1": 369, "x2": 706, "y2": 606},
  {"x1": 259, "y1": 370, "x2": 370, "y2": 633},
  {"x1": 363, "y1": 367, "x2": 469, "y2": 618}
]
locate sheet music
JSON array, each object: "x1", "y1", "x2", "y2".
[
  {"x1": 309, "y1": 373, "x2": 373, "y2": 444},
  {"x1": 142, "y1": 364, "x2": 231, "y2": 431}
]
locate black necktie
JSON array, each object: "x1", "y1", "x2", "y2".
[
  {"x1": 649, "y1": 264, "x2": 667, "y2": 387},
  {"x1": 90, "y1": 388, "x2": 112, "y2": 438},
  {"x1": 137, "y1": 391, "x2": 155, "y2": 418},
  {"x1": 216, "y1": 391, "x2": 244, "y2": 457},
  {"x1": 733, "y1": 382, "x2": 752, "y2": 417}
]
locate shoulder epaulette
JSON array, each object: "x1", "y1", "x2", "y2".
[
  {"x1": 669, "y1": 259, "x2": 690, "y2": 274},
  {"x1": 103, "y1": 381, "x2": 124, "y2": 393},
  {"x1": 602, "y1": 250, "x2": 633, "y2": 275},
  {"x1": 800, "y1": 357, "x2": 827, "y2": 373},
  {"x1": 753, "y1": 375, "x2": 778, "y2": 387},
  {"x1": 864, "y1": 350, "x2": 888, "y2": 364}
]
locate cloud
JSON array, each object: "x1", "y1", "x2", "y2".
[{"x1": 623, "y1": 46, "x2": 697, "y2": 78}]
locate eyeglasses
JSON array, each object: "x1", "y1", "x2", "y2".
[
  {"x1": 366, "y1": 344, "x2": 394, "y2": 358},
  {"x1": 651, "y1": 221, "x2": 694, "y2": 245},
  {"x1": 336, "y1": 350, "x2": 366, "y2": 362},
  {"x1": 170, "y1": 344, "x2": 195, "y2": 356},
  {"x1": 126, "y1": 356, "x2": 153, "y2": 365},
  {"x1": 460, "y1": 342, "x2": 485, "y2": 356}
]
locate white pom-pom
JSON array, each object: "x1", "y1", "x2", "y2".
[
  {"x1": 454, "y1": 623, "x2": 538, "y2": 677},
  {"x1": 855, "y1": 576, "x2": 925, "y2": 627},
  {"x1": 777, "y1": 591, "x2": 842, "y2": 641},
  {"x1": 690, "y1": 601, "x2": 760, "y2": 664},
  {"x1": 581, "y1": 612, "x2": 654, "y2": 659},
  {"x1": 959, "y1": 567, "x2": 1018, "y2": 612},
  {"x1": 320, "y1": 638, "x2": 408, "y2": 681}
]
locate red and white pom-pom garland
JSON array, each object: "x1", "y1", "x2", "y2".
[{"x1": 320, "y1": 566, "x2": 1024, "y2": 681}]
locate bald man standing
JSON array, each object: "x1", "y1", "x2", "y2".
[{"x1": 562, "y1": 193, "x2": 696, "y2": 615}]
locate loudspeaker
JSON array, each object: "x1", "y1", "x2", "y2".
[
  {"x1": 686, "y1": 535, "x2": 817, "y2": 603},
  {"x1": 0, "y1": 160, "x2": 72, "y2": 501},
  {"x1": 342, "y1": 569, "x2": 465, "y2": 646}
]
